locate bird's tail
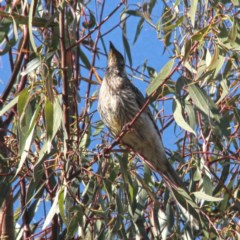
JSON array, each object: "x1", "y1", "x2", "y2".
[{"x1": 161, "y1": 161, "x2": 202, "y2": 229}]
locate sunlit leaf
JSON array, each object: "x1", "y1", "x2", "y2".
[
  {"x1": 45, "y1": 98, "x2": 54, "y2": 151},
  {"x1": 15, "y1": 103, "x2": 41, "y2": 177},
  {"x1": 42, "y1": 187, "x2": 61, "y2": 230},
  {"x1": 173, "y1": 97, "x2": 196, "y2": 135},
  {"x1": 21, "y1": 52, "x2": 54, "y2": 76},
  {"x1": 0, "y1": 10, "x2": 57, "y2": 27},
  {"x1": 189, "y1": 0, "x2": 198, "y2": 27},
  {"x1": 17, "y1": 89, "x2": 29, "y2": 117},
  {"x1": 29, "y1": 0, "x2": 38, "y2": 53},
  {"x1": 192, "y1": 191, "x2": 223, "y2": 202},
  {"x1": 58, "y1": 187, "x2": 66, "y2": 224},
  {"x1": 146, "y1": 59, "x2": 175, "y2": 96},
  {"x1": 93, "y1": 121, "x2": 104, "y2": 136}
]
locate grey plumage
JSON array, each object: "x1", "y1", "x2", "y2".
[{"x1": 98, "y1": 42, "x2": 184, "y2": 189}]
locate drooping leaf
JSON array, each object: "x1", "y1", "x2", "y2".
[
  {"x1": 79, "y1": 48, "x2": 91, "y2": 69},
  {"x1": 15, "y1": 103, "x2": 41, "y2": 177},
  {"x1": 0, "y1": 10, "x2": 57, "y2": 27},
  {"x1": 44, "y1": 99, "x2": 53, "y2": 138},
  {"x1": 0, "y1": 96, "x2": 18, "y2": 117},
  {"x1": 146, "y1": 59, "x2": 175, "y2": 96},
  {"x1": 192, "y1": 191, "x2": 223, "y2": 202},
  {"x1": 29, "y1": 0, "x2": 38, "y2": 53},
  {"x1": 17, "y1": 89, "x2": 29, "y2": 117},
  {"x1": 189, "y1": 0, "x2": 198, "y2": 27},
  {"x1": 173, "y1": 96, "x2": 196, "y2": 135},
  {"x1": 42, "y1": 187, "x2": 62, "y2": 230},
  {"x1": 21, "y1": 52, "x2": 54, "y2": 76},
  {"x1": 122, "y1": 33, "x2": 132, "y2": 66},
  {"x1": 188, "y1": 83, "x2": 217, "y2": 120}
]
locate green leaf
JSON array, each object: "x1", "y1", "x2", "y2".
[
  {"x1": 15, "y1": 103, "x2": 41, "y2": 177},
  {"x1": 82, "y1": 11, "x2": 96, "y2": 29},
  {"x1": 45, "y1": 99, "x2": 54, "y2": 141},
  {"x1": 79, "y1": 123, "x2": 91, "y2": 148},
  {"x1": 192, "y1": 191, "x2": 223, "y2": 202},
  {"x1": 21, "y1": 52, "x2": 54, "y2": 76},
  {"x1": 133, "y1": 18, "x2": 144, "y2": 44},
  {"x1": 67, "y1": 206, "x2": 83, "y2": 238},
  {"x1": 188, "y1": 83, "x2": 216, "y2": 119},
  {"x1": 125, "y1": 10, "x2": 143, "y2": 17},
  {"x1": 192, "y1": 25, "x2": 211, "y2": 42},
  {"x1": 93, "y1": 121, "x2": 104, "y2": 136},
  {"x1": 189, "y1": 0, "x2": 198, "y2": 27},
  {"x1": 29, "y1": 0, "x2": 38, "y2": 53},
  {"x1": 185, "y1": 101, "x2": 196, "y2": 130},
  {"x1": 0, "y1": 96, "x2": 19, "y2": 116},
  {"x1": 79, "y1": 48, "x2": 91, "y2": 69},
  {"x1": 216, "y1": 79, "x2": 229, "y2": 104},
  {"x1": 42, "y1": 187, "x2": 62, "y2": 229},
  {"x1": 122, "y1": 32, "x2": 132, "y2": 66},
  {"x1": 11, "y1": 15, "x2": 18, "y2": 43},
  {"x1": 173, "y1": 97, "x2": 196, "y2": 135},
  {"x1": 207, "y1": 45, "x2": 219, "y2": 71},
  {"x1": 26, "y1": 178, "x2": 45, "y2": 205},
  {"x1": 53, "y1": 96, "x2": 65, "y2": 138},
  {"x1": 0, "y1": 10, "x2": 57, "y2": 27},
  {"x1": 183, "y1": 38, "x2": 193, "y2": 61},
  {"x1": 163, "y1": 16, "x2": 185, "y2": 31},
  {"x1": 231, "y1": 0, "x2": 240, "y2": 5},
  {"x1": 18, "y1": 89, "x2": 29, "y2": 118},
  {"x1": 58, "y1": 187, "x2": 67, "y2": 224},
  {"x1": 213, "y1": 163, "x2": 229, "y2": 195},
  {"x1": 233, "y1": 108, "x2": 240, "y2": 123},
  {"x1": 146, "y1": 59, "x2": 175, "y2": 96}
]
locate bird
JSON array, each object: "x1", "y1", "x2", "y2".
[
  {"x1": 98, "y1": 42, "x2": 184, "y2": 189},
  {"x1": 98, "y1": 42, "x2": 203, "y2": 227}
]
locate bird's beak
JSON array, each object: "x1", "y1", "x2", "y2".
[
  {"x1": 108, "y1": 42, "x2": 118, "y2": 67},
  {"x1": 109, "y1": 41, "x2": 116, "y2": 51}
]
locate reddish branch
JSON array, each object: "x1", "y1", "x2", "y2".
[
  {"x1": 59, "y1": 1, "x2": 70, "y2": 136},
  {"x1": 66, "y1": 0, "x2": 126, "y2": 51},
  {"x1": 20, "y1": 178, "x2": 31, "y2": 238}
]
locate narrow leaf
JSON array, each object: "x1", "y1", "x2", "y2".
[
  {"x1": 173, "y1": 97, "x2": 196, "y2": 135},
  {"x1": 45, "y1": 99, "x2": 54, "y2": 140},
  {"x1": 42, "y1": 187, "x2": 61, "y2": 229},
  {"x1": 15, "y1": 104, "x2": 41, "y2": 177},
  {"x1": 146, "y1": 59, "x2": 175, "y2": 96},
  {"x1": 189, "y1": 0, "x2": 198, "y2": 27},
  {"x1": 17, "y1": 89, "x2": 29, "y2": 117},
  {"x1": 0, "y1": 96, "x2": 18, "y2": 117},
  {"x1": 29, "y1": 0, "x2": 38, "y2": 53},
  {"x1": 188, "y1": 83, "x2": 215, "y2": 119},
  {"x1": 122, "y1": 33, "x2": 132, "y2": 66},
  {"x1": 192, "y1": 191, "x2": 223, "y2": 202}
]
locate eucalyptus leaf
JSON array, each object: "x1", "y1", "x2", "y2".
[
  {"x1": 173, "y1": 97, "x2": 196, "y2": 135},
  {"x1": 146, "y1": 59, "x2": 175, "y2": 96},
  {"x1": 192, "y1": 191, "x2": 223, "y2": 202}
]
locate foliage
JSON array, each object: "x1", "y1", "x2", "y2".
[{"x1": 0, "y1": 0, "x2": 239, "y2": 239}]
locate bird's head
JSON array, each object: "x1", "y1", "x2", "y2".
[{"x1": 108, "y1": 42, "x2": 125, "y2": 71}]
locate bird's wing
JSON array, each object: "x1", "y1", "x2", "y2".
[{"x1": 130, "y1": 83, "x2": 162, "y2": 139}]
